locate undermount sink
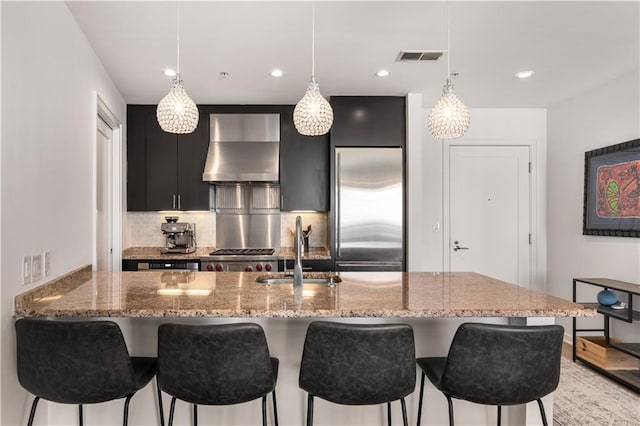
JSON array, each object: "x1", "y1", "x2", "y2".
[{"x1": 255, "y1": 273, "x2": 341, "y2": 286}]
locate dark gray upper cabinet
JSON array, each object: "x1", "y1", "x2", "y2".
[
  {"x1": 175, "y1": 113, "x2": 210, "y2": 210},
  {"x1": 329, "y1": 96, "x2": 406, "y2": 147},
  {"x1": 126, "y1": 107, "x2": 147, "y2": 211},
  {"x1": 128, "y1": 104, "x2": 331, "y2": 212},
  {"x1": 127, "y1": 105, "x2": 210, "y2": 211},
  {"x1": 280, "y1": 108, "x2": 329, "y2": 212}
]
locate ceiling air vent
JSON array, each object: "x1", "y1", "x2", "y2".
[{"x1": 397, "y1": 51, "x2": 443, "y2": 62}]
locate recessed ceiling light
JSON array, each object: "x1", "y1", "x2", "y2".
[
  {"x1": 271, "y1": 69, "x2": 284, "y2": 78},
  {"x1": 515, "y1": 70, "x2": 535, "y2": 79},
  {"x1": 163, "y1": 69, "x2": 177, "y2": 77},
  {"x1": 376, "y1": 70, "x2": 390, "y2": 77}
]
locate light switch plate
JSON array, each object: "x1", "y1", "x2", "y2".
[
  {"x1": 32, "y1": 254, "x2": 42, "y2": 281},
  {"x1": 22, "y1": 256, "x2": 32, "y2": 284},
  {"x1": 43, "y1": 251, "x2": 50, "y2": 277}
]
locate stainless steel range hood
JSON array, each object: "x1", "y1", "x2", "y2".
[{"x1": 202, "y1": 113, "x2": 280, "y2": 182}]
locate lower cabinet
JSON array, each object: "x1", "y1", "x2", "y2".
[
  {"x1": 278, "y1": 259, "x2": 333, "y2": 272},
  {"x1": 122, "y1": 259, "x2": 200, "y2": 271}
]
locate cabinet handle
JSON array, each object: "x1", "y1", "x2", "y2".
[
  {"x1": 178, "y1": 194, "x2": 181, "y2": 210},
  {"x1": 172, "y1": 194, "x2": 176, "y2": 209}
]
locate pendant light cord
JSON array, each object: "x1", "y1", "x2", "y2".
[
  {"x1": 446, "y1": 0, "x2": 450, "y2": 82},
  {"x1": 176, "y1": 1, "x2": 181, "y2": 77},
  {"x1": 311, "y1": 1, "x2": 316, "y2": 81}
]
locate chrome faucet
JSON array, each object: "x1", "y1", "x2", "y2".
[{"x1": 293, "y1": 215, "x2": 303, "y2": 287}]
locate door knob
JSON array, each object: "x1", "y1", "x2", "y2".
[{"x1": 453, "y1": 241, "x2": 469, "y2": 251}]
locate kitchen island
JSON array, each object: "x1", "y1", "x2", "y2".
[
  {"x1": 14, "y1": 267, "x2": 595, "y2": 426},
  {"x1": 16, "y1": 266, "x2": 591, "y2": 318}
]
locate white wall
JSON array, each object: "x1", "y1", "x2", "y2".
[
  {"x1": 547, "y1": 69, "x2": 640, "y2": 340},
  {"x1": 407, "y1": 104, "x2": 548, "y2": 291},
  {"x1": 1, "y1": 2, "x2": 126, "y2": 424}
]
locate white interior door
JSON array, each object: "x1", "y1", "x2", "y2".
[
  {"x1": 96, "y1": 116, "x2": 112, "y2": 271},
  {"x1": 447, "y1": 145, "x2": 531, "y2": 286}
]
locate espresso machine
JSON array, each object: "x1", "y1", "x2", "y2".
[{"x1": 161, "y1": 217, "x2": 196, "y2": 254}]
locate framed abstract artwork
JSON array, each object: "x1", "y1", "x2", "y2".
[{"x1": 583, "y1": 138, "x2": 640, "y2": 237}]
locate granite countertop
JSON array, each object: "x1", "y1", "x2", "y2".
[
  {"x1": 15, "y1": 266, "x2": 596, "y2": 319},
  {"x1": 122, "y1": 247, "x2": 216, "y2": 260},
  {"x1": 122, "y1": 247, "x2": 331, "y2": 260}
]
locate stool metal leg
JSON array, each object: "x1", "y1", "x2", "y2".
[
  {"x1": 168, "y1": 397, "x2": 177, "y2": 426},
  {"x1": 387, "y1": 402, "x2": 392, "y2": 426},
  {"x1": 27, "y1": 396, "x2": 40, "y2": 426},
  {"x1": 497, "y1": 405, "x2": 501, "y2": 426},
  {"x1": 193, "y1": 403, "x2": 198, "y2": 426},
  {"x1": 417, "y1": 371, "x2": 426, "y2": 426},
  {"x1": 445, "y1": 395, "x2": 454, "y2": 426},
  {"x1": 400, "y1": 398, "x2": 408, "y2": 426},
  {"x1": 123, "y1": 394, "x2": 133, "y2": 426},
  {"x1": 262, "y1": 396, "x2": 268, "y2": 426},
  {"x1": 536, "y1": 399, "x2": 548, "y2": 426},
  {"x1": 272, "y1": 390, "x2": 279, "y2": 426},
  {"x1": 306, "y1": 394, "x2": 314, "y2": 426},
  {"x1": 79, "y1": 404, "x2": 83, "y2": 426},
  {"x1": 157, "y1": 377, "x2": 165, "y2": 426}
]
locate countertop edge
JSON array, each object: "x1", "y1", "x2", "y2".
[{"x1": 14, "y1": 308, "x2": 597, "y2": 319}]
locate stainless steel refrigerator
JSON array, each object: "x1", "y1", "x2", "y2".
[{"x1": 333, "y1": 147, "x2": 404, "y2": 271}]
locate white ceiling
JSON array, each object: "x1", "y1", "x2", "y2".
[{"x1": 66, "y1": 1, "x2": 640, "y2": 108}]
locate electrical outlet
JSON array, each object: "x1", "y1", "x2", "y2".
[
  {"x1": 43, "y1": 251, "x2": 50, "y2": 277},
  {"x1": 32, "y1": 254, "x2": 42, "y2": 281},
  {"x1": 22, "y1": 256, "x2": 32, "y2": 284}
]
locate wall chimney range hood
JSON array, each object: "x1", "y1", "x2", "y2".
[{"x1": 202, "y1": 113, "x2": 280, "y2": 182}]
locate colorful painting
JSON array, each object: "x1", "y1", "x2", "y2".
[
  {"x1": 596, "y1": 160, "x2": 640, "y2": 217},
  {"x1": 584, "y1": 139, "x2": 640, "y2": 237}
]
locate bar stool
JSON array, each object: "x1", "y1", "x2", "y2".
[
  {"x1": 15, "y1": 318, "x2": 158, "y2": 426},
  {"x1": 299, "y1": 321, "x2": 416, "y2": 426},
  {"x1": 416, "y1": 322, "x2": 564, "y2": 426},
  {"x1": 157, "y1": 323, "x2": 279, "y2": 426}
]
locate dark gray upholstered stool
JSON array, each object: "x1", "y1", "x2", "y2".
[
  {"x1": 299, "y1": 321, "x2": 416, "y2": 426},
  {"x1": 416, "y1": 322, "x2": 564, "y2": 426},
  {"x1": 157, "y1": 323, "x2": 279, "y2": 426},
  {"x1": 15, "y1": 318, "x2": 158, "y2": 426}
]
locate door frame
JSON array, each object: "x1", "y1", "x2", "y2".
[
  {"x1": 442, "y1": 138, "x2": 545, "y2": 292},
  {"x1": 95, "y1": 94, "x2": 122, "y2": 271}
]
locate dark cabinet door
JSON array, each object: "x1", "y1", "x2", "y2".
[
  {"x1": 126, "y1": 107, "x2": 148, "y2": 211},
  {"x1": 127, "y1": 106, "x2": 211, "y2": 211},
  {"x1": 330, "y1": 96, "x2": 406, "y2": 147},
  {"x1": 280, "y1": 110, "x2": 329, "y2": 212},
  {"x1": 145, "y1": 112, "x2": 178, "y2": 211},
  {"x1": 177, "y1": 112, "x2": 210, "y2": 210}
]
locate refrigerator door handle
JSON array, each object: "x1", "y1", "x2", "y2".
[{"x1": 335, "y1": 151, "x2": 341, "y2": 257}]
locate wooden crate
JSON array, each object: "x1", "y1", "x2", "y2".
[{"x1": 576, "y1": 336, "x2": 640, "y2": 370}]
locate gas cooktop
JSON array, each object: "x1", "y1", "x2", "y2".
[{"x1": 209, "y1": 248, "x2": 275, "y2": 256}]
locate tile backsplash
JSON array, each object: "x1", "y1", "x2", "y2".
[
  {"x1": 125, "y1": 212, "x2": 329, "y2": 249},
  {"x1": 126, "y1": 212, "x2": 216, "y2": 247},
  {"x1": 279, "y1": 212, "x2": 329, "y2": 248}
]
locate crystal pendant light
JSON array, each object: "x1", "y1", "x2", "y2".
[
  {"x1": 294, "y1": 2, "x2": 333, "y2": 136},
  {"x1": 428, "y1": 1, "x2": 469, "y2": 139},
  {"x1": 157, "y1": 2, "x2": 198, "y2": 134}
]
